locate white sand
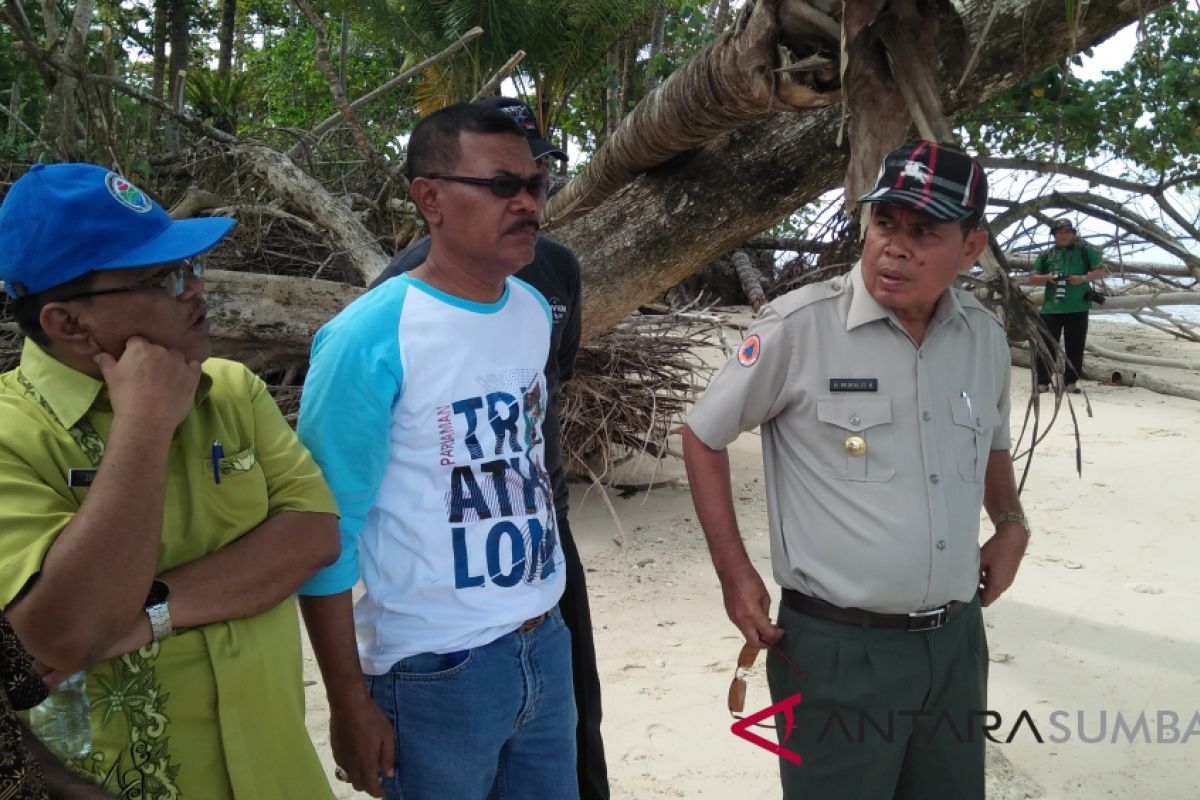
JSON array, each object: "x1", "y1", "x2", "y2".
[{"x1": 307, "y1": 318, "x2": 1200, "y2": 799}]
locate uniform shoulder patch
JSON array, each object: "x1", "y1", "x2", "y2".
[{"x1": 737, "y1": 334, "x2": 762, "y2": 367}]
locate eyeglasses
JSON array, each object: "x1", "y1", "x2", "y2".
[
  {"x1": 728, "y1": 641, "x2": 806, "y2": 729},
  {"x1": 425, "y1": 173, "x2": 549, "y2": 201},
  {"x1": 55, "y1": 256, "x2": 206, "y2": 302}
]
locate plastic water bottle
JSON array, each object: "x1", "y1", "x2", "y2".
[{"x1": 28, "y1": 671, "x2": 92, "y2": 761}]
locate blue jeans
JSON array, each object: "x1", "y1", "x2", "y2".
[{"x1": 366, "y1": 606, "x2": 579, "y2": 800}]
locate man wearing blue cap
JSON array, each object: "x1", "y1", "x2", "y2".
[
  {"x1": 683, "y1": 142, "x2": 1028, "y2": 798},
  {"x1": 0, "y1": 163, "x2": 340, "y2": 798}
]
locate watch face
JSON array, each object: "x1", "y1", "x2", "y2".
[{"x1": 146, "y1": 579, "x2": 169, "y2": 607}]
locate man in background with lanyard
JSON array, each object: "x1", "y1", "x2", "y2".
[{"x1": 0, "y1": 163, "x2": 340, "y2": 798}]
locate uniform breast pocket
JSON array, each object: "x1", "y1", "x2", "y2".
[
  {"x1": 950, "y1": 397, "x2": 1001, "y2": 483},
  {"x1": 205, "y1": 445, "x2": 270, "y2": 541},
  {"x1": 815, "y1": 396, "x2": 895, "y2": 482}
]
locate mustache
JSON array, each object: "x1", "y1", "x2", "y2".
[{"x1": 504, "y1": 218, "x2": 540, "y2": 235}]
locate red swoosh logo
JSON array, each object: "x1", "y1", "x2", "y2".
[{"x1": 731, "y1": 692, "x2": 804, "y2": 766}]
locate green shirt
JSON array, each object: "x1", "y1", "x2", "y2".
[
  {"x1": 0, "y1": 340, "x2": 338, "y2": 799},
  {"x1": 1033, "y1": 241, "x2": 1103, "y2": 314}
]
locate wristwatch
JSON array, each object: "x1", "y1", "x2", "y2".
[
  {"x1": 145, "y1": 579, "x2": 173, "y2": 642},
  {"x1": 995, "y1": 511, "x2": 1031, "y2": 538}
]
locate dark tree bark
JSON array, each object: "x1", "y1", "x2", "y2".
[
  {"x1": 164, "y1": 0, "x2": 190, "y2": 151},
  {"x1": 218, "y1": 0, "x2": 237, "y2": 78}
]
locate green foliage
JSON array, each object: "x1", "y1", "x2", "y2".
[
  {"x1": 959, "y1": 1, "x2": 1200, "y2": 185},
  {"x1": 186, "y1": 68, "x2": 252, "y2": 133},
  {"x1": 555, "y1": 0, "x2": 717, "y2": 157},
  {"x1": 350, "y1": 0, "x2": 667, "y2": 137},
  {"x1": 646, "y1": 1, "x2": 715, "y2": 83},
  {"x1": 238, "y1": 16, "x2": 408, "y2": 140}
]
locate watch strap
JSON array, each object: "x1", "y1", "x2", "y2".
[
  {"x1": 146, "y1": 601, "x2": 173, "y2": 642},
  {"x1": 145, "y1": 579, "x2": 173, "y2": 642},
  {"x1": 995, "y1": 511, "x2": 1031, "y2": 538}
]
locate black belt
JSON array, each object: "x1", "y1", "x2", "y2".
[{"x1": 781, "y1": 589, "x2": 968, "y2": 632}]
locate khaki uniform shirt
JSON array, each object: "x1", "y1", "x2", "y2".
[{"x1": 687, "y1": 264, "x2": 1011, "y2": 613}]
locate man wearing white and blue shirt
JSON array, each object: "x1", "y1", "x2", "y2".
[{"x1": 298, "y1": 103, "x2": 575, "y2": 800}]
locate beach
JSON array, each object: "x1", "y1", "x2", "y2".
[{"x1": 306, "y1": 317, "x2": 1199, "y2": 799}]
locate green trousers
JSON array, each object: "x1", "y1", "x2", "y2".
[{"x1": 766, "y1": 596, "x2": 987, "y2": 800}]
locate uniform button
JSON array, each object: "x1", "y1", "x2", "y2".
[
  {"x1": 937, "y1": 540, "x2": 947, "y2": 550},
  {"x1": 918, "y1": 352, "x2": 924, "y2": 359},
  {"x1": 922, "y1": 411, "x2": 932, "y2": 422},
  {"x1": 930, "y1": 474, "x2": 940, "y2": 484},
  {"x1": 850, "y1": 414, "x2": 861, "y2": 426}
]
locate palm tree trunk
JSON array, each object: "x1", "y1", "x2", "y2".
[
  {"x1": 149, "y1": 0, "x2": 168, "y2": 139},
  {"x1": 543, "y1": 0, "x2": 835, "y2": 228},
  {"x1": 164, "y1": 0, "x2": 189, "y2": 152},
  {"x1": 218, "y1": 0, "x2": 237, "y2": 78}
]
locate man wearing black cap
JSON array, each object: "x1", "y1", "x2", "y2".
[
  {"x1": 683, "y1": 141, "x2": 1028, "y2": 798},
  {"x1": 369, "y1": 96, "x2": 608, "y2": 800},
  {"x1": 1029, "y1": 218, "x2": 1106, "y2": 393},
  {"x1": 0, "y1": 164, "x2": 340, "y2": 798}
]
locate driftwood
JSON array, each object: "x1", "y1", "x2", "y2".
[
  {"x1": 1011, "y1": 346, "x2": 1200, "y2": 403},
  {"x1": 1021, "y1": 290, "x2": 1200, "y2": 312},
  {"x1": 730, "y1": 250, "x2": 766, "y2": 311},
  {"x1": 1085, "y1": 342, "x2": 1200, "y2": 373},
  {"x1": 204, "y1": 269, "x2": 363, "y2": 369},
  {"x1": 232, "y1": 143, "x2": 389, "y2": 285}
]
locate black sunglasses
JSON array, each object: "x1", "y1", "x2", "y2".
[{"x1": 426, "y1": 173, "x2": 549, "y2": 201}]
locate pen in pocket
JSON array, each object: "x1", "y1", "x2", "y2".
[{"x1": 212, "y1": 439, "x2": 224, "y2": 485}]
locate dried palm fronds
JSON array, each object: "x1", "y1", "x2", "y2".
[{"x1": 560, "y1": 308, "x2": 727, "y2": 483}]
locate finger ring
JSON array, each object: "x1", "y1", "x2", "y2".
[{"x1": 334, "y1": 766, "x2": 348, "y2": 782}]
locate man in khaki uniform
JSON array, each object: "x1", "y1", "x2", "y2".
[{"x1": 683, "y1": 141, "x2": 1028, "y2": 800}]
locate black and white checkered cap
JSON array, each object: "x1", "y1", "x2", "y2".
[{"x1": 857, "y1": 141, "x2": 988, "y2": 222}]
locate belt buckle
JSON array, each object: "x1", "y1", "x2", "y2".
[{"x1": 906, "y1": 605, "x2": 948, "y2": 631}]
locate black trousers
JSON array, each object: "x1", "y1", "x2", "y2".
[
  {"x1": 558, "y1": 514, "x2": 609, "y2": 800},
  {"x1": 1036, "y1": 311, "x2": 1089, "y2": 385}
]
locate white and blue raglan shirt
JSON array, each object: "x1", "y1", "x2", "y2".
[{"x1": 297, "y1": 274, "x2": 565, "y2": 675}]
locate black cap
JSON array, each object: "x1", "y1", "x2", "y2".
[
  {"x1": 1049, "y1": 218, "x2": 1075, "y2": 231},
  {"x1": 857, "y1": 141, "x2": 988, "y2": 222},
  {"x1": 475, "y1": 96, "x2": 567, "y2": 162}
]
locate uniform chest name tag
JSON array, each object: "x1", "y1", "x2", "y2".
[
  {"x1": 829, "y1": 378, "x2": 878, "y2": 392},
  {"x1": 67, "y1": 468, "x2": 97, "y2": 488}
]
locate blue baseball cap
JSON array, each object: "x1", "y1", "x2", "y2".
[{"x1": 0, "y1": 162, "x2": 236, "y2": 297}]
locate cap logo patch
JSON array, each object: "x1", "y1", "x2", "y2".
[
  {"x1": 901, "y1": 160, "x2": 932, "y2": 182},
  {"x1": 104, "y1": 172, "x2": 153, "y2": 213},
  {"x1": 498, "y1": 104, "x2": 538, "y2": 136},
  {"x1": 737, "y1": 334, "x2": 761, "y2": 367}
]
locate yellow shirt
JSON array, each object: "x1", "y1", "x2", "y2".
[{"x1": 0, "y1": 339, "x2": 338, "y2": 799}]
